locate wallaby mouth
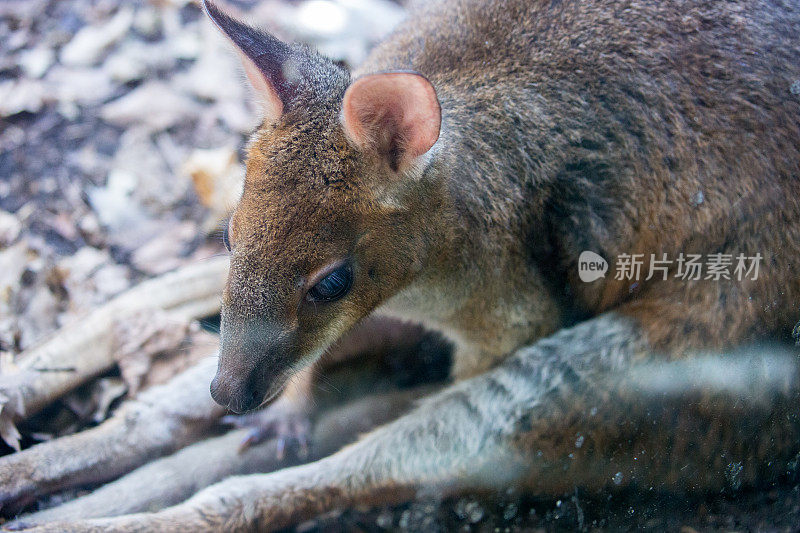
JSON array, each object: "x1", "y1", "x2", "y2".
[
  {"x1": 211, "y1": 310, "x2": 301, "y2": 412},
  {"x1": 210, "y1": 364, "x2": 290, "y2": 414},
  {"x1": 211, "y1": 338, "x2": 297, "y2": 413}
]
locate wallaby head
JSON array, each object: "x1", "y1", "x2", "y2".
[{"x1": 203, "y1": 1, "x2": 443, "y2": 413}]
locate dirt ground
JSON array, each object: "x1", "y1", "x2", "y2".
[{"x1": 1, "y1": 0, "x2": 800, "y2": 530}]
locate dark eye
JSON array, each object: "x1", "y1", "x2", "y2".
[
  {"x1": 307, "y1": 265, "x2": 353, "y2": 302},
  {"x1": 222, "y1": 225, "x2": 231, "y2": 252}
]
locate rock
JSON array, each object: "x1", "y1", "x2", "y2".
[
  {"x1": 60, "y1": 7, "x2": 134, "y2": 66},
  {"x1": 100, "y1": 81, "x2": 200, "y2": 131}
]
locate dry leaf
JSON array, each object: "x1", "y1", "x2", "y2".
[
  {"x1": 114, "y1": 309, "x2": 191, "y2": 395},
  {"x1": 0, "y1": 388, "x2": 24, "y2": 451}
]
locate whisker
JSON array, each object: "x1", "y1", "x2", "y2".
[{"x1": 195, "y1": 252, "x2": 230, "y2": 262}]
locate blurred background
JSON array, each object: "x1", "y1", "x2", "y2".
[
  {"x1": 0, "y1": 0, "x2": 402, "y2": 356},
  {"x1": 2, "y1": 1, "x2": 799, "y2": 530}
]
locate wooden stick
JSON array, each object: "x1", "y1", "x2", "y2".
[
  {"x1": 0, "y1": 357, "x2": 224, "y2": 514},
  {"x1": 7, "y1": 387, "x2": 430, "y2": 527},
  {"x1": 1, "y1": 257, "x2": 228, "y2": 423}
]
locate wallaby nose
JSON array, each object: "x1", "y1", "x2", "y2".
[
  {"x1": 210, "y1": 372, "x2": 263, "y2": 414},
  {"x1": 212, "y1": 317, "x2": 297, "y2": 413}
]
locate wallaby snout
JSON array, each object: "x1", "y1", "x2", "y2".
[
  {"x1": 210, "y1": 372, "x2": 263, "y2": 414},
  {"x1": 212, "y1": 321, "x2": 297, "y2": 413}
]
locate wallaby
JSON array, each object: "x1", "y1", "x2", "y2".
[{"x1": 18, "y1": 0, "x2": 800, "y2": 530}]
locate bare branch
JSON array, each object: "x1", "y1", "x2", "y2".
[
  {"x1": 8, "y1": 386, "x2": 430, "y2": 526},
  {"x1": 0, "y1": 257, "x2": 228, "y2": 432},
  {"x1": 0, "y1": 357, "x2": 224, "y2": 513}
]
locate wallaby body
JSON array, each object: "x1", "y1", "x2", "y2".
[
  {"x1": 209, "y1": 0, "x2": 800, "y2": 406},
  {"x1": 19, "y1": 0, "x2": 800, "y2": 531},
  {"x1": 365, "y1": 0, "x2": 800, "y2": 360}
]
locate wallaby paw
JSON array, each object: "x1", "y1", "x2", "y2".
[{"x1": 222, "y1": 399, "x2": 311, "y2": 459}]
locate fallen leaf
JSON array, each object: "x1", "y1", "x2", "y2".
[
  {"x1": 100, "y1": 81, "x2": 200, "y2": 132},
  {"x1": 182, "y1": 146, "x2": 244, "y2": 232},
  {"x1": 114, "y1": 309, "x2": 191, "y2": 395},
  {"x1": 60, "y1": 8, "x2": 134, "y2": 67},
  {"x1": 0, "y1": 380, "x2": 24, "y2": 451}
]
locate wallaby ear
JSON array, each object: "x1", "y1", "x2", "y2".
[
  {"x1": 341, "y1": 72, "x2": 441, "y2": 172},
  {"x1": 203, "y1": 0, "x2": 299, "y2": 121}
]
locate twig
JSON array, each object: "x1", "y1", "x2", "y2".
[
  {"x1": 0, "y1": 357, "x2": 224, "y2": 513},
  {"x1": 8, "y1": 386, "x2": 431, "y2": 526},
  {"x1": 1, "y1": 257, "x2": 228, "y2": 423}
]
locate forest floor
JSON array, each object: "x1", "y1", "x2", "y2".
[{"x1": 1, "y1": 0, "x2": 799, "y2": 530}]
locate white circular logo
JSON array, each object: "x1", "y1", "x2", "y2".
[{"x1": 578, "y1": 251, "x2": 608, "y2": 282}]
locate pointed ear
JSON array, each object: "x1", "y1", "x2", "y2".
[
  {"x1": 203, "y1": 0, "x2": 299, "y2": 121},
  {"x1": 341, "y1": 72, "x2": 441, "y2": 172}
]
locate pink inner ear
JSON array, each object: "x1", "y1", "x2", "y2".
[
  {"x1": 203, "y1": 0, "x2": 290, "y2": 122},
  {"x1": 239, "y1": 52, "x2": 284, "y2": 121},
  {"x1": 341, "y1": 72, "x2": 441, "y2": 169}
]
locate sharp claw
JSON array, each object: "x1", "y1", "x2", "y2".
[
  {"x1": 276, "y1": 437, "x2": 286, "y2": 460},
  {"x1": 224, "y1": 405, "x2": 311, "y2": 460},
  {"x1": 237, "y1": 435, "x2": 253, "y2": 454},
  {"x1": 238, "y1": 427, "x2": 270, "y2": 453},
  {"x1": 298, "y1": 434, "x2": 309, "y2": 459}
]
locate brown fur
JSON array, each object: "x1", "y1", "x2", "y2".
[
  {"x1": 213, "y1": 0, "x2": 800, "y2": 413},
  {"x1": 16, "y1": 1, "x2": 798, "y2": 530},
  {"x1": 363, "y1": 0, "x2": 800, "y2": 351},
  {"x1": 5, "y1": 3, "x2": 800, "y2": 531}
]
